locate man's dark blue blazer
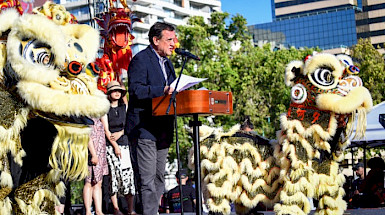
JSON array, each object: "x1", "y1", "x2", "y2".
[{"x1": 126, "y1": 45, "x2": 176, "y2": 149}]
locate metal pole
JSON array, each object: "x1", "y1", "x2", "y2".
[
  {"x1": 363, "y1": 144, "x2": 367, "y2": 178},
  {"x1": 351, "y1": 147, "x2": 354, "y2": 176},
  {"x1": 190, "y1": 114, "x2": 202, "y2": 215},
  {"x1": 173, "y1": 97, "x2": 184, "y2": 215}
]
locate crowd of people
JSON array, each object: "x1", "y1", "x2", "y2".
[{"x1": 345, "y1": 157, "x2": 385, "y2": 209}]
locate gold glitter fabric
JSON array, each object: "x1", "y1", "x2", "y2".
[
  {"x1": 0, "y1": 89, "x2": 25, "y2": 129},
  {"x1": 13, "y1": 173, "x2": 60, "y2": 215},
  {"x1": 0, "y1": 184, "x2": 12, "y2": 201}
]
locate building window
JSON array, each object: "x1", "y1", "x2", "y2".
[
  {"x1": 69, "y1": 6, "x2": 90, "y2": 18},
  {"x1": 249, "y1": 9, "x2": 357, "y2": 50},
  {"x1": 164, "y1": 9, "x2": 174, "y2": 18},
  {"x1": 190, "y1": 3, "x2": 203, "y2": 12},
  {"x1": 174, "y1": 0, "x2": 182, "y2": 7}
]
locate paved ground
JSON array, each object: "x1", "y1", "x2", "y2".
[
  {"x1": 251, "y1": 208, "x2": 385, "y2": 215},
  {"x1": 164, "y1": 208, "x2": 385, "y2": 215},
  {"x1": 168, "y1": 209, "x2": 385, "y2": 214},
  {"x1": 73, "y1": 207, "x2": 385, "y2": 215}
]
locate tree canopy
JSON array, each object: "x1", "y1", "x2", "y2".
[
  {"x1": 351, "y1": 38, "x2": 385, "y2": 106},
  {"x1": 168, "y1": 12, "x2": 317, "y2": 165},
  {"x1": 168, "y1": 13, "x2": 385, "y2": 167}
]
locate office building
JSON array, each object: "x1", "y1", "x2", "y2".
[
  {"x1": 126, "y1": 0, "x2": 221, "y2": 53},
  {"x1": 50, "y1": 0, "x2": 100, "y2": 27},
  {"x1": 54, "y1": 0, "x2": 221, "y2": 54},
  {"x1": 249, "y1": 0, "x2": 385, "y2": 54},
  {"x1": 356, "y1": 0, "x2": 385, "y2": 53}
]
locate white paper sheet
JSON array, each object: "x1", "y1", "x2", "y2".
[
  {"x1": 170, "y1": 74, "x2": 207, "y2": 92},
  {"x1": 120, "y1": 147, "x2": 131, "y2": 169}
]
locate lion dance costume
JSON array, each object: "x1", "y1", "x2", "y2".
[
  {"x1": 191, "y1": 53, "x2": 373, "y2": 215},
  {"x1": 95, "y1": 2, "x2": 139, "y2": 93},
  {"x1": 0, "y1": 1, "x2": 109, "y2": 214}
]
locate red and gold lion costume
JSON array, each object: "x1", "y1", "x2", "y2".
[{"x1": 191, "y1": 53, "x2": 372, "y2": 215}]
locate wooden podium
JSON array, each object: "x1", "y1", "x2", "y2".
[
  {"x1": 152, "y1": 90, "x2": 233, "y2": 215},
  {"x1": 152, "y1": 90, "x2": 233, "y2": 116}
]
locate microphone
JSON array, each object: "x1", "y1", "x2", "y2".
[{"x1": 175, "y1": 48, "x2": 200, "y2": 61}]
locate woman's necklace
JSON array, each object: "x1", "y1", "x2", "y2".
[
  {"x1": 113, "y1": 107, "x2": 118, "y2": 116},
  {"x1": 111, "y1": 105, "x2": 119, "y2": 116}
]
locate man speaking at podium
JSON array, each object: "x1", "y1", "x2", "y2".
[{"x1": 126, "y1": 22, "x2": 177, "y2": 215}]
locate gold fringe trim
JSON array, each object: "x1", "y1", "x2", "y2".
[
  {"x1": 0, "y1": 172, "x2": 13, "y2": 188},
  {"x1": 54, "y1": 181, "x2": 66, "y2": 198},
  {"x1": 316, "y1": 188, "x2": 346, "y2": 215},
  {"x1": 207, "y1": 181, "x2": 236, "y2": 198},
  {"x1": 15, "y1": 188, "x2": 61, "y2": 215},
  {"x1": 279, "y1": 190, "x2": 311, "y2": 213},
  {"x1": 274, "y1": 204, "x2": 307, "y2": 215},
  {"x1": 0, "y1": 197, "x2": 12, "y2": 215},
  {"x1": 213, "y1": 124, "x2": 240, "y2": 140},
  {"x1": 347, "y1": 106, "x2": 367, "y2": 140},
  {"x1": 240, "y1": 174, "x2": 282, "y2": 194},
  {"x1": 46, "y1": 169, "x2": 66, "y2": 197},
  {"x1": 317, "y1": 188, "x2": 346, "y2": 209},
  {"x1": 195, "y1": 125, "x2": 283, "y2": 215},
  {"x1": 49, "y1": 123, "x2": 90, "y2": 181},
  {"x1": 207, "y1": 198, "x2": 231, "y2": 215},
  {"x1": 46, "y1": 169, "x2": 62, "y2": 183},
  {"x1": 284, "y1": 177, "x2": 314, "y2": 197},
  {"x1": 280, "y1": 114, "x2": 337, "y2": 141},
  {"x1": 238, "y1": 191, "x2": 278, "y2": 209}
]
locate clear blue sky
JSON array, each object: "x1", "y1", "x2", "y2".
[{"x1": 221, "y1": 0, "x2": 272, "y2": 25}]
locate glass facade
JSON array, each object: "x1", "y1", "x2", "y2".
[
  {"x1": 275, "y1": 0, "x2": 362, "y2": 8},
  {"x1": 271, "y1": 0, "x2": 275, "y2": 20},
  {"x1": 273, "y1": 0, "x2": 362, "y2": 20},
  {"x1": 249, "y1": 8, "x2": 357, "y2": 50},
  {"x1": 276, "y1": 0, "x2": 323, "y2": 8}
]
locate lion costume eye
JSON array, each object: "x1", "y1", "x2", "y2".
[
  {"x1": 310, "y1": 67, "x2": 334, "y2": 87},
  {"x1": 20, "y1": 39, "x2": 55, "y2": 68},
  {"x1": 291, "y1": 83, "x2": 307, "y2": 104}
]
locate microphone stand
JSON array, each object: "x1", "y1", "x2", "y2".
[{"x1": 166, "y1": 56, "x2": 188, "y2": 215}]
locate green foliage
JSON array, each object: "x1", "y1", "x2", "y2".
[
  {"x1": 168, "y1": 12, "x2": 317, "y2": 165},
  {"x1": 169, "y1": 13, "x2": 385, "y2": 168},
  {"x1": 351, "y1": 38, "x2": 385, "y2": 106},
  {"x1": 70, "y1": 181, "x2": 84, "y2": 205},
  {"x1": 350, "y1": 39, "x2": 385, "y2": 156}
]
